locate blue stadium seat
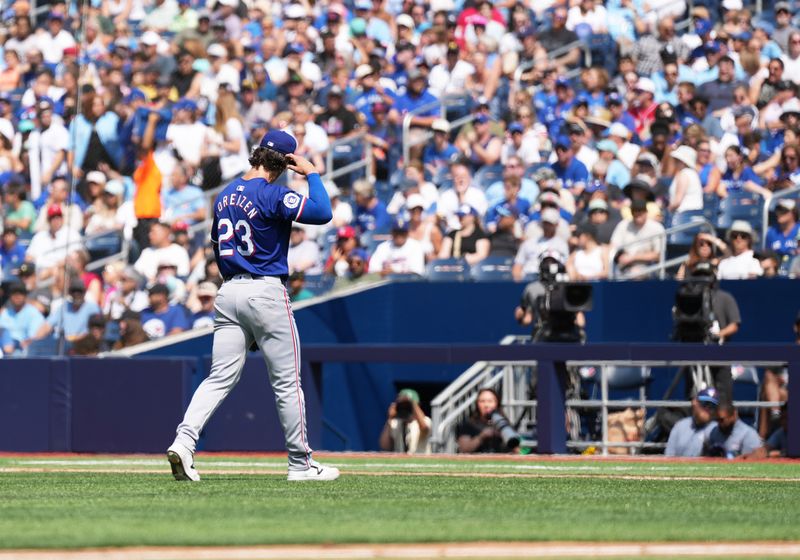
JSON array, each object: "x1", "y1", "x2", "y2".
[
  {"x1": 587, "y1": 33, "x2": 617, "y2": 75},
  {"x1": 426, "y1": 258, "x2": 471, "y2": 282},
  {"x1": 702, "y1": 192, "x2": 720, "y2": 223},
  {"x1": 25, "y1": 336, "x2": 59, "y2": 357},
  {"x1": 473, "y1": 164, "x2": 504, "y2": 190},
  {"x1": 668, "y1": 210, "x2": 706, "y2": 244},
  {"x1": 470, "y1": 256, "x2": 514, "y2": 281},
  {"x1": 715, "y1": 191, "x2": 763, "y2": 233},
  {"x1": 85, "y1": 231, "x2": 123, "y2": 261}
]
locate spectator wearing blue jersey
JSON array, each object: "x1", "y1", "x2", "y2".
[
  {"x1": 389, "y1": 69, "x2": 439, "y2": 129},
  {"x1": 162, "y1": 163, "x2": 207, "y2": 226},
  {"x1": 766, "y1": 200, "x2": 799, "y2": 258},
  {"x1": 35, "y1": 279, "x2": 101, "y2": 342},
  {"x1": 191, "y1": 282, "x2": 217, "y2": 329},
  {"x1": 353, "y1": 64, "x2": 395, "y2": 128},
  {"x1": 423, "y1": 119, "x2": 458, "y2": 179},
  {"x1": 484, "y1": 156, "x2": 539, "y2": 207},
  {"x1": 0, "y1": 282, "x2": 45, "y2": 355},
  {"x1": 141, "y1": 283, "x2": 190, "y2": 340},
  {"x1": 711, "y1": 146, "x2": 772, "y2": 199},
  {"x1": 550, "y1": 135, "x2": 589, "y2": 197},
  {"x1": 0, "y1": 227, "x2": 26, "y2": 276},
  {"x1": 595, "y1": 139, "x2": 630, "y2": 190},
  {"x1": 353, "y1": 179, "x2": 391, "y2": 235},
  {"x1": 485, "y1": 175, "x2": 530, "y2": 233}
]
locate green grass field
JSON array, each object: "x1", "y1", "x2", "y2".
[{"x1": 0, "y1": 454, "x2": 798, "y2": 550}]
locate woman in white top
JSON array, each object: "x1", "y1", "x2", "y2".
[
  {"x1": 567, "y1": 223, "x2": 609, "y2": 281},
  {"x1": 667, "y1": 145, "x2": 704, "y2": 218},
  {"x1": 406, "y1": 194, "x2": 442, "y2": 262},
  {"x1": 209, "y1": 90, "x2": 249, "y2": 181}
]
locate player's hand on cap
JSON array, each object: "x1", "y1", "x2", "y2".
[{"x1": 286, "y1": 153, "x2": 317, "y2": 176}]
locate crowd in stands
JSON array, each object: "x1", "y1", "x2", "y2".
[{"x1": 1, "y1": 0, "x2": 800, "y2": 356}]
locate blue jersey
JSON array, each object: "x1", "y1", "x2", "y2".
[
  {"x1": 766, "y1": 223, "x2": 800, "y2": 257},
  {"x1": 141, "y1": 304, "x2": 190, "y2": 339},
  {"x1": 550, "y1": 158, "x2": 589, "y2": 190},
  {"x1": 211, "y1": 177, "x2": 308, "y2": 279}
]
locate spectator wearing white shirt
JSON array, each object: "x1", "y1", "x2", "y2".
[
  {"x1": 369, "y1": 220, "x2": 426, "y2": 277},
  {"x1": 209, "y1": 90, "x2": 249, "y2": 181},
  {"x1": 200, "y1": 43, "x2": 240, "y2": 101},
  {"x1": 166, "y1": 98, "x2": 210, "y2": 168},
  {"x1": 566, "y1": 0, "x2": 608, "y2": 34},
  {"x1": 512, "y1": 208, "x2": 570, "y2": 281},
  {"x1": 428, "y1": 42, "x2": 475, "y2": 99},
  {"x1": 34, "y1": 177, "x2": 83, "y2": 233},
  {"x1": 501, "y1": 121, "x2": 540, "y2": 167},
  {"x1": 27, "y1": 98, "x2": 69, "y2": 200},
  {"x1": 36, "y1": 12, "x2": 76, "y2": 65},
  {"x1": 25, "y1": 205, "x2": 82, "y2": 272},
  {"x1": 84, "y1": 180, "x2": 137, "y2": 239},
  {"x1": 718, "y1": 221, "x2": 763, "y2": 279},
  {"x1": 610, "y1": 199, "x2": 666, "y2": 277},
  {"x1": 437, "y1": 160, "x2": 488, "y2": 232},
  {"x1": 288, "y1": 226, "x2": 322, "y2": 275},
  {"x1": 667, "y1": 146, "x2": 704, "y2": 217},
  {"x1": 134, "y1": 221, "x2": 191, "y2": 282}
]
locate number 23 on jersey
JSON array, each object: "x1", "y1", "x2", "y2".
[{"x1": 217, "y1": 218, "x2": 255, "y2": 257}]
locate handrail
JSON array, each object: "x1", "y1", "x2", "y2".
[
  {"x1": 612, "y1": 217, "x2": 714, "y2": 280},
  {"x1": 547, "y1": 39, "x2": 592, "y2": 68},
  {"x1": 401, "y1": 98, "x2": 444, "y2": 165},
  {"x1": 761, "y1": 183, "x2": 800, "y2": 249}
]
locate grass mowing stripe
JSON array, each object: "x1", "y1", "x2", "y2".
[
  {"x1": 4, "y1": 456, "x2": 800, "y2": 479},
  {"x1": 0, "y1": 471, "x2": 798, "y2": 549}
]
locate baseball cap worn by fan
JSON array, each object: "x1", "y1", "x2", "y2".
[
  {"x1": 47, "y1": 205, "x2": 63, "y2": 219},
  {"x1": 456, "y1": 204, "x2": 477, "y2": 217},
  {"x1": 588, "y1": 199, "x2": 609, "y2": 213},
  {"x1": 86, "y1": 170, "x2": 106, "y2": 185},
  {"x1": 541, "y1": 208, "x2": 560, "y2": 224},
  {"x1": 406, "y1": 193, "x2": 425, "y2": 210},
  {"x1": 260, "y1": 130, "x2": 297, "y2": 155},
  {"x1": 337, "y1": 225, "x2": 356, "y2": 239},
  {"x1": 197, "y1": 282, "x2": 219, "y2": 298},
  {"x1": 696, "y1": 387, "x2": 719, "y2": 407}
]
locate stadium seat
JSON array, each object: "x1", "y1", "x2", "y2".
[
  {"x1": 25, "y1": 336, "x2": 59, "y2": 357},
  {"x1": 470, "y1": 256, "x2": 514, "y2": 281},
  {"x1": 702, "y1": 192, "x2": 720, "y2": 223},
  {"x1": 473, "y1": 164, "x2": 504, "y2": 190},
  {"x1": 85, "y1": 231, "x2": 123, "y2": 261},
  {"x1": 715, "y1": 191, "x2": 763, "y2": 233},
  {"x1": 426, "y1": 258, "x2": 471, "y2": 282},
  {"x1": 668, "y1": 210, "x2": 706, "y2": 244},
  {"x1": 587, "y1": 33, "x2": 617, "y2": 76}
]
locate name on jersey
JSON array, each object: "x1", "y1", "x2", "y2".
[{"x1": 217, "y1": 193, "x2": 258, "y2": 220}]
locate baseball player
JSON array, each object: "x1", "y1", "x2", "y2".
[{"x1": 167, "y1": 130, "x2": 339, "y2": 481}]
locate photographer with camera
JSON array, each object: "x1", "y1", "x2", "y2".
[
  {"x1": 672, "y1": 261, "x2": 741, "y2": 403},
  {"x1": 456, "y1": 388, "x2": 520, "y2": 454},
  {"x1": 379, "y1": 389, "x2": 432, "y2": 454}
]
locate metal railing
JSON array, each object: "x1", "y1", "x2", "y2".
[
  {"x1": 429, "y1": 338, "x2": 786, "y2": 456},
  {"x1": 761, "y1": 184, "x2": 800, "y2": 249},
  {"x1": 324, "y1": 129, "x2": 374, "y2": 184},
  {"x1": 612, "y1": 217, "x2": 715, "y2": 280}
]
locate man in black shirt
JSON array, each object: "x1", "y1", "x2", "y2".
[
  {"x1": 697, "y1": 56, "x2": 745, "y2": 113},
  {"x1": 536, "y1": 6, "x2": 580, "y2": 68},
  {"x1": 315, "y1": 86, "x2": 359, "y2": 140}
]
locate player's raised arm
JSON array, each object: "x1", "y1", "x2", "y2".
[{"x1": 286, "y1": 153, "x2": 333, "y2": 225}]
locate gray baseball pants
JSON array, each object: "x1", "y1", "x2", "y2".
[{"x1": 173, "y1": 274, "x2": 313, "y2": 470}]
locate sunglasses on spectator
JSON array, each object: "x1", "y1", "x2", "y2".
[
  {"x1": 730, "y1": 232, "x2": 749, "y2": 240},
  {"x1": 784, "y1": 154, "x2": 799, "y2": 161},
  {"x1": 700, "y1": 401, "x2": 718, "y2": 410}
]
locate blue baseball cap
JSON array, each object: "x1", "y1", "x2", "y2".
[
  {"x1": 695, "y1": 18, "x2": 713, "y2": 36},
  {"x1": 349, "y1": 248, "x2": 369, "y2": 261},
  {"x1": 733, "y1": 31, "x2": 752, "y2": 41},
  {"x1": 697, "y1": 387, "x2": 719, "y2": 406},
  {"x1": 704, "y1": 40, "x2": 721, "y2": 54},
  {"x1": 508, "y1": 121, "x2": 524, "y2": 134},
  {"x1": 173, "y1": 98, "x2": 198, "y2": 112},
  {"x1": 755, "y1": 20, "x2": 775, "y2": 35},
  {"x1": 260, "y1": 130, "x2": 297, "y2": 155},
  {"x1": 607, "y1": 92, "x2": 624, "y2": 106},
  {"x1": 474, "y1": 113, "x2": 490, "y2": 124},
  {"x1": 123, "y1": 88, "x2": 146, "y2": 103},
  {"x1": 585, "y1": 179, "x2": 607, "y2": 193},
  {"x1": 555, "y1": 77, "x2": 571, "y2": 88},
  {"x1": 555, "y1": 135, "x2": 572, "y2": 149},
  {"x1": 456, "y1": 204, "x2": 478, "y2": 217},
  {"x1": 391, "y1": 218, "x2": 409, "y2": 232}
]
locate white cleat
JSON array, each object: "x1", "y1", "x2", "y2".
[
  {"x1": 287, "y1": 461, "x2": 340, "y2": 482},
  {"x1": 167, "y1": 443, "x2": 201, "y2": 482}
]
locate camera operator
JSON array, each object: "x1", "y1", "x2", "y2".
[
  {"x1": 456, "y1": 388, "x2": 520, "y2": 453},
  {"x1": 514, "y1": 251, "x2": 587, "y2": 342},
  {"x1": 674, "y1": 261, "x2": 741, "y2": 403},
  {"x1": 379, "y1": 389, "x2": 431, "y2": 454}
]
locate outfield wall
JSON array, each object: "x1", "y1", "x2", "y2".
[{"x1": 1, "y1": 279, "x2": 798, "y2": 453}]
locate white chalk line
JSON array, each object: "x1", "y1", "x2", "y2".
[{"x1": 2, "y1": 542, "x2": 800, "y2": 560}]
